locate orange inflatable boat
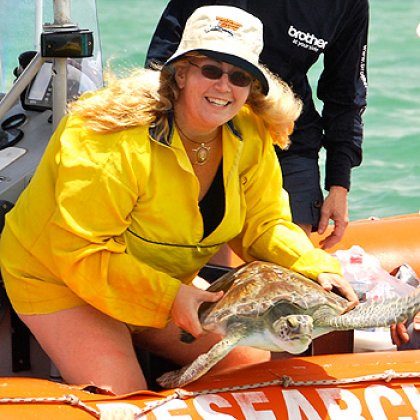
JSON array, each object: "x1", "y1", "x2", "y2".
[
  {"x1": 0, "y1": 350, "x2": 419, "y2": 419},
  {"x1": 0, "y1": 213, "x2": 419, "y2": 419}
]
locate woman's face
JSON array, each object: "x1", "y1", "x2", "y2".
[{"x1": 174, "y1": 57, "x2": 252, "y2": 132}]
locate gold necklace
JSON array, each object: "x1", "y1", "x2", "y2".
[{"x1": 177, "y1": 124, "x2": 220, "y2": 165}]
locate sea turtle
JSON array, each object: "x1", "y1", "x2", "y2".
[{"x1": 157, "y1": 261, "x2": 420, "y2": 388}]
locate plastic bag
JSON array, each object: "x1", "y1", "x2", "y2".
[
  {"x1": 394, "y1": 263, "x2": 420, "y2": 288},
  {"x1": 332, "y1": 245, "x2": 416, "y2": 302}
]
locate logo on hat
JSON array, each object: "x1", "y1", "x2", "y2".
[{"x1": 206, "y1": 17, "x2": 243, "y2": 37}]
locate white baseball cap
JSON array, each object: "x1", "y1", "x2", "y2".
[{"x1": 164, "y1": 5, "x2": 269, "y2": 95}]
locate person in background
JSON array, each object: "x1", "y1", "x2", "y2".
[
  {"x1": 0, "y1": 6, "x2": 358, "y2": 394},
  {"x1": 146, "y1": 0, "x2": 369, "y2": 250}
]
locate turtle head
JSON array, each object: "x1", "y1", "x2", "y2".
[{"x1": 272, "y1": 315, "x2": 313, "y2": 354}]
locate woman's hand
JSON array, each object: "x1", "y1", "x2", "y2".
[
  {"x1": 171, "y1": 284, "x2": 223, "y2": 338},
  {"x1": 317, "y1": 273, "x2": 359, "y2": 311},
  {"x1": 390, "y1": 312, "x2": 420, "y2": 347}
]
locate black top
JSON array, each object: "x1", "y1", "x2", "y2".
[
  {"x1": 145, "y1": 0, "x2": 369, "y2": 191},
  {"x1": 199, "y1": 160, "x2": 225, "y2": 239}
]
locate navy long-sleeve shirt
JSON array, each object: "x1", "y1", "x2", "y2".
[{"x1": 145, "y1": 0, "x2": 369, "y2": 191}]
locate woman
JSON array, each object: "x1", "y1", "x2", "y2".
[{"x1": 0, "y1": 6, "x2": 358, "y2": 393}]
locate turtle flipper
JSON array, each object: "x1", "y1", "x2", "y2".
[
  {"x1": 157, "y1": 329, "x2": 243, "y2": 388},
  {"x1": 320, "y1": 289, "x2": 420, "y2": 330}
]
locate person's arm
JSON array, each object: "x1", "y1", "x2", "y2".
[
  {"x1": 231, "y1": 114, "x2": 358, "y2": 306},
  {"x1": 145, "y1": 0, "x2": 198, "y2": 67},
  {"x1": 320, "y1": 0, "x2": 368, "y2": 190},
  {"x1": 225, "y1": 111, "x2": 349, "y2": 296},
  {"x1": 317, "y1": 0, "x2": 369, "y2": 247}
]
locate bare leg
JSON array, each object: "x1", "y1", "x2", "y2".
[
  {"x1": 19, "y1": 305, "x2": 147, "y2": 394},
  {"x1": 208, "y1": 243, "x2": 235, "y2": 266}
]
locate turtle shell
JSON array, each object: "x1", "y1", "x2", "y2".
[{"x1": 200, "y1": 261, "x2": 349, "y2": 332}]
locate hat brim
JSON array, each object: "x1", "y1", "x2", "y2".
[{"x1": 165, "y1": 49, "x2": 269, "y2": 95}]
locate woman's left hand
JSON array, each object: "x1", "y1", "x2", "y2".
[{"x1": 317, "y1": 273, "x2": 359, "y2": 311}]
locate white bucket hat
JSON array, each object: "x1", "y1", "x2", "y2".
[{"x1": 164, "y1": 5, "x2": 269, "y2": 95}]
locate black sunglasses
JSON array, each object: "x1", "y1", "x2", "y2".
[{"x1": 187, "y1": 61, "x2": 252, "y2": 88}]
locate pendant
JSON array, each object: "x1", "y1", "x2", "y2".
[{"x1": 192, "y1": 143, "x2": 211, "y2": 165}]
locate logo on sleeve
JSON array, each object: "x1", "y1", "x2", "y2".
[{"x1": 288, "y1": 25, "x2": 328, "y2": 52}]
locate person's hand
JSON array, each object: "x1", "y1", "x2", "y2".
[
  {"x1": 171, "y1": 284, "x2": 223, "y2": 338},
  {"x1": 318, "y1": 186, "x2": 349, "y2": 250},
  {"x1": 390, "y1": 312, "x2": 420, "y2": 347},
  {"x1": 317, "y1": 272, "x2": 359, "y2": 311}
]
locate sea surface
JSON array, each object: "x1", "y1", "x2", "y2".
[{"x1": 2, "y1": 0, "x2": 419, "y2": 222}]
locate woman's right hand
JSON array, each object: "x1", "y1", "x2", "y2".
[
  {"x1": 317, "y1": 272, "x2": 359, "y2": 311},
  {"x1": 171, "y1": 284, "x2": 223, "y2": 338}
]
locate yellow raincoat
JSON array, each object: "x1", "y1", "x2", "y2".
[{"x1": 0, "y1": 105, "x2": 341, "y2": 328}]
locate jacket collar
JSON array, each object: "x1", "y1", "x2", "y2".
[{"x1": 148, "y1": 111, "x2": 243, "y2": 145}]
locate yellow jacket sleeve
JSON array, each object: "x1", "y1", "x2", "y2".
[{"x1": 230, "y1": 111, "x2": 342, "y2": 279}]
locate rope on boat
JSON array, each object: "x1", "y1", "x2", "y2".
[
  {"x1": 0, "y1": 369, "x2": 419, "y2": 419},
  {"x1": 0, "y1": 393, "x2": 101, "y2": 418},
  {"x1": 175, "y1": 369, "x2": 420, "y2": 398}
]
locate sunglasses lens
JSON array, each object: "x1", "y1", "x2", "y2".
[
  {"x1": 229, "y1": 72, "x2": 252, "y2": 87},
  {"x1": 197, "y1": 64, "x2": 252, "y2": 87},
  {"x1": 201, "y1": 65, "x2": 223, "y2": 80}
]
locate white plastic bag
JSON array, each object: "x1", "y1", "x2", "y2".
[{"x1": 332, "y1": 245, "x2": 416, "y2": 302}]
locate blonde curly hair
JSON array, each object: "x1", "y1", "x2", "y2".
[{"x1": 69, "y1": 54, "x2": 302, "y2": 149}]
